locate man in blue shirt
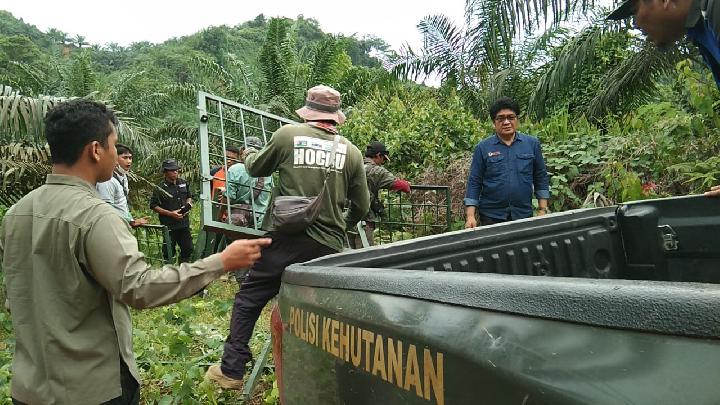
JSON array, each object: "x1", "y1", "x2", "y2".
[
  {"x1": 607, "y1": 0, "x2": 720, "y2": 196},
  {"x1": 464, "y1": 97, "x2": 550, "y2": 228}
]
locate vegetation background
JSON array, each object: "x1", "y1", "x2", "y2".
[{"x1": 2, "y1": 0, "x2": 720, "y2": 402}]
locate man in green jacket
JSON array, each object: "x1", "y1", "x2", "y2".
[
  {"x1": 206, "y1": 85, "x2": 370, "y2": 389},
  {"x1": 0, "y1": 99, "x2": 271, "y2": 404}
]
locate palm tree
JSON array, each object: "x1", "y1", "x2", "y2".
[
  {"x1": 190, "y1": 54, "x2": 260, "y2": 106},
  {"x1": 74, "y1": 34, "x2": 89, "y2": 48},
  {"x1": 392, "y1": 0, "x2": 685, "y2": 119},
  {"x1": 527, "y1": 20, "x2": 682, "y2": 119},
  {"x1": 258, "y1": 17, "x2": 299, "y2": 115},
  {"x1": 46, "y1": 28, "x2": 67, "y2": 46},
  {"x1": 306, "y1": 36, "x2": 345, "y2": 88},
  {"x1": 390, "y1": 0, "x2": 528, "y2": 115}
]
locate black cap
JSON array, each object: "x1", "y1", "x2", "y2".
[
  {"x1": 366, "y1": 141, "x2": 390, "y2": 160},
  {"x1": 607, "y1": 0, "x2": 634, "y2": 20},
  {"x1": 161, "y1": 158, "x2": 180, "y2": 171}
]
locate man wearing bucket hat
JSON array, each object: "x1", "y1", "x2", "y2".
[
  {"x1": 607, "y1": 0, "x2": 720, "y2": 197},
  {"x1": 206, "y1": 85, "x2": 370, "y2": 389},
  {"x1": 348, "y1": 141, "x2": 411, "y2": 248},
  {"x1": 150, "y1": 158, "x2": 194, "y2": 263}
]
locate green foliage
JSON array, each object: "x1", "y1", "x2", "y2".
[
  {"x1": 262, "y1": 375, "x2": 280, "y2": 404},
  {"x1": 122, "y1": 283, "x2": 274, "y2": 403},
  {"x1": 343, "y1": 86, "x2": 485, "y2": 178},
  {"x1": 259, "y1": 18, "x2": 301, "y2": 114},
  {"x1": 528, "y1": 24, "x2": 645, "y2": 119},
  {"x1": 0, "y1": 35, "x2": 48, "y2": 95},
  {"x1": 0, "y1": 11, "x2": 51, "y2": 49},
  {"x1": 0, "y1": 86, "x2": 67, "y2": 144},
  {"x1": 2, "y1": 5, "x2": 720, "y2": 403},
  {"x1": 65, "y1": 50, "x2": 97, "y2": 97},
  {"x1": 306, "y1": 36, "x2": 347, "y2": 88},
  {"x1": 670, "y1": 156, "x2": 720, "y2": 190}
]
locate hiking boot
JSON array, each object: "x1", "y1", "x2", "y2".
[{"x1": 205, "y1": 364, "x2": 244, "y2": 390}]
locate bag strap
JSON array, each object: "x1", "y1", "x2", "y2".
[
  {"x1": 251, "y1": 177, "x2": 265, "y2": 201},
  {"x1": 322, "y1": 135, "x2": 341, "y2": 185},
  {"x1": 113, "y1": 171, "x2": 128, "y2": 197}
]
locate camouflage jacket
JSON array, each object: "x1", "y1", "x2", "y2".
[{"x1": 364, "y1": 157, "x2": 396, "y2": 222}]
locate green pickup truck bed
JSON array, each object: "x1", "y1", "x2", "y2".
[{"x1": 273, "y1": 196, "x2": 720, "y2": 405}]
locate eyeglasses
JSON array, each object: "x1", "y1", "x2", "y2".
[{"x1": 494, "y1": 115, "x2": 517, "y2": 123}]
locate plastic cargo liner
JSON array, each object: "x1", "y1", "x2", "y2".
[{"x1": 286, "y1": 195, "x2": 720, "y2": 338}]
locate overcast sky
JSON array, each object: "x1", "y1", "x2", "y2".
[{"x1": 2, "y1": 0, "x2": 466, "y2": 52}]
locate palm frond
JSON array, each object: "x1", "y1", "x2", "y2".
[
  {"x1": 0, "y1": 143, "x2": 51, "y2": 206},
  {"x1": 307, "y1": 36, "x2": 343, "y2": 88},
  {"x1": 259, "y1": 18, "x2": 297, "y2": 108},
  {"x1": 191, "y1": 54, "x2": 259, "y2": 105},
  {"x1": 469, "y1": 0, "x2": 599, "y2": 40},
  {"x1": 65, "y1": 51, "x2": 98, "y2": 97},
  {"x1": 527, "y1": 21, "x2": 624, "y2": 119},
  {"x1": 0, "y1": 90, "x2": 68, "y2": 144},
  {"x1": 390, "y1": 15, "x2": 466, "y2": 82},
  {"x1": 2, "y1": 61, "x2": 47, "y2": 96},
  {"x1": 225, "y1": 55, "x2": 260, "y2": 105},
  {"x1": 585, "y1": 44, "x2": 680, "y2": 118},
  {"x1": 151, "y1": 121, "x2": 198, "y2": 143},
  {"x1": 135, "y1": 138, "x2": 201, "y2": 183},
  {"x1": 114, "y1": 119, "x2": 153, "y2": 157},
  {"x1": 0, "y1": 86, "x2": 151, "y2": 154}
]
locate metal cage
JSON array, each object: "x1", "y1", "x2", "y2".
[{"x1": 197, "y1": 91, "x2": 297, "y2": 239}]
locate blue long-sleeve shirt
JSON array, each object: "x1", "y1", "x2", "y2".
[
  {"x1": 685, "y1": 0, "x2": 720, "y2": 88},
  {"x1": 687, "y1": 21, "x2": 720, "y2": 89},
  {"x1": 464, "y1": 132, "x2": 550, "y2": 220}
]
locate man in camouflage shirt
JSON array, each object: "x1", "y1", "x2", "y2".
[{"x1": 348, "y1": 141, "x2": 411, "y2": 248}]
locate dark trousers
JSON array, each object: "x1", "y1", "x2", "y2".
[
  {"x1": 479, "y1": 214, "x2": 511, "y2": 226},
  {"x1": 164, "y1": 227, "x2": 194, "y2": 263},
  {"x1": 12, "y1": 360, "x2": 139, "y2": 405},
  {"x1": 220, "y1": 233, "x2": 336, "y2": 379}
]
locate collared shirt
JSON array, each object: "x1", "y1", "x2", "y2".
[
  {"x1": 149, "y1": 178, "x2": 191, "y2": 230},
  {"x1": 686, "y1": 0, "x2": 720, "y2": 88},
  {"x1": 225, "y1": 162, "x2": 273, "y2": 225},
  {"x1": 0, "y1": 174, "x2": 224, "y2": 404},
  {"x1": 464, "y1": 132, "x2": 551, "y2": 220},
  {"x1": 96, "y1": 170, "x2": 132, "y2": 222}
]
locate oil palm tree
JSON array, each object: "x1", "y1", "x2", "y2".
[{"x1": 392, "y1": 0, "x2": 684, "y2": 119}]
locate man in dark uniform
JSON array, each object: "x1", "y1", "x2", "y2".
[
  {"x1": 150, "y1": 159, "x2": 194, "y2": 263},
  {"x1": 348, "y1": 141, "x2": 410, "y2": 248}
]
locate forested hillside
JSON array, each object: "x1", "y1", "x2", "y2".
[
  {"x1": 2, "y1": 4, "x2": 720, "y2": 216},
  {"x1": 0, "y1": 10, "x2": 398, "y2": 202}
]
